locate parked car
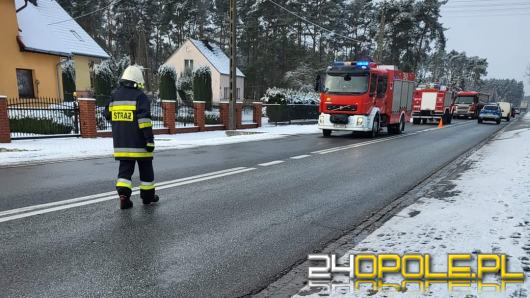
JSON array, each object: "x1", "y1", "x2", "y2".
[
  {"x1": 515, "y1": 108, "x2": 521, "y2": 115},
  {"x1": 478, "y1": 104, "x2": 502, "y2": 125},
  {"x1": 498, "y1": 102, "x2": 512, "y2": 121}
]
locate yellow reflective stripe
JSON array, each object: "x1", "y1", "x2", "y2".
[
  {"x1": 113, "y1": 152, "x2": 154, "y2": 158},
  {"x1": 109, "y1": 105, "x2": 137, "y2": 111},
  {"x1": 139, "y1": 184, "x2": 155, "y2": 190},
  {"x1": 116, "y1": 182, "x2": 132, "y2": 189},
  {"x1": 139, "y1": 122, "x2": 153, "y2": 129},
  {"x1": 146, "y1": 143, "x2": 155, "y2": 147}
]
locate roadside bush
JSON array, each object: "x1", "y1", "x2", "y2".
[
  {"x1": 62, "y1": 60, "x2": 76, "y2": 101},
  {"x1": 261, "y1": 87, "x2": 319, "y2": 105},
  {"x1": 9, "y1": 118, "x2": 74, "y2": 135},
  {"x1": 93, "y1": 61, "x2": 113, "y2": 106},
  {"x1": 261, "y1": 88, "x2": 319, "y2": 122}
]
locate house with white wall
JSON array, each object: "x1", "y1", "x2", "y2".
[{"x1": 164, "y1": 39, "x2": 245, "y2": 103}]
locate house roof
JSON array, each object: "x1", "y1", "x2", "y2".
[
  {"x1": 189, "y1": 39, "x2": 245, "y2": 77},
  {"x1": 15, "y1": 0, "x2": 110, "y2": 59}
]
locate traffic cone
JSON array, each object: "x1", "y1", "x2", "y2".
[{"x1": 438, "y1": 119, "x2": 444, "y2": 129}]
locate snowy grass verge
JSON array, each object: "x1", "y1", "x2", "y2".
[
  {"x1": 0, "y1": 125, "x2": 320, "y2": 167},
  {"x1": 294, "y1": 115, "x2": 530, "y2": 297}
]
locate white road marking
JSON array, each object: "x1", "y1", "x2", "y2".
[
  {"x1": 290, "y1": 155, "x2": 311, "y2": 160},
  {"x1": 258, "y1": 160, "x2": 285, "y2": 167},
  {"x1": 0, "y1": 167, "x2": 255, "y2": 223},
  {"x1": 312, "y1": 121, "x2": 474, "y2": 155}
]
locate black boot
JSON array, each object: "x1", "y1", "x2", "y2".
[
  {"x1": 142, "y1": 195, "x2": 159, "y2": 205},
  {"x1": 120, "y1": 195, "x2": 133, "y2": 210}
]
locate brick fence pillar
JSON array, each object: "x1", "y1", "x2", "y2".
[
  {"x1": 78, "y1": 98, "x2": 97, "y2": 138},
  {"x1": 235, "y1": 102, "x2": 243, "y2": 129},
  {"x1": 219, "y1": 102, "x2": 229, "y2": 129},
  {"x1": 0, "y1": 96, "x2": 11, "y2": 143},
  {"x1": 194, "y1": 101, "x2": 205, "y2": 131},
  {"x1": 252, "y1": 102, "x2": 263, "y2": 127},
  {"x1": 162, "y1": 100, "x2": 176, "y2": 134}
]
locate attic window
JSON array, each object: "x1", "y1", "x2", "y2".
[{"x1": 70, "y1": 30, "x2": 84, "y2": 42}]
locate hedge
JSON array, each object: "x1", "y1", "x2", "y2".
[{"x1": 9, "y1": 118, "x2": 75, "y2": 135}]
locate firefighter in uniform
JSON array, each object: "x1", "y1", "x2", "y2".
[{"x1": 106, "y1": 65, "x2": 159, "y2": 209}]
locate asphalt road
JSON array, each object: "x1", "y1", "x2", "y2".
[{"x1": 0, "y1": 119, "x2": 508, "y2": 297}]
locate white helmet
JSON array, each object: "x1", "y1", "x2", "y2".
[{"x1": 121, "y1": 65, "x2": 145, "y2": 85}]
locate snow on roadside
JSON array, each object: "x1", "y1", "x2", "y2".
[
  {"x1": 294, "y1": 115, "x2": 530, "y2": 297},
  {"x1": 0, "y1": 125, "x2": 319, "y2": 166}
]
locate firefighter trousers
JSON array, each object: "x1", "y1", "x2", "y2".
[{"x1": 116, "y1": 160, "x2": 155, "y2": 200}]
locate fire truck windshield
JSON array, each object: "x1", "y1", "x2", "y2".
[
  {"x1": 455, "y1": 96, "x2": 475, "y2": 104},
  {"x1": 324, "y1": 73, "x2": 369, "y2": 94}
]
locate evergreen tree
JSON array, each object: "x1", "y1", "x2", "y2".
[
  {"x1": 158, "y1": 65, "x2": 177, "y2": 101},
  {"x1": 192, "y1": 67, "x2": 213, "y2": 110}
]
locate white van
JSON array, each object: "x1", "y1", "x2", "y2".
[{"x1": 498, "y1": 102, "x2": 512, "y2": 121}]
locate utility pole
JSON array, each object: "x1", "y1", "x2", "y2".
[
  {"x1": 229, "y1": 0, "x2": 237, "y2": 130},
  {"x1": 375, "y1": 1, "x2": 386, "y2": 63}
]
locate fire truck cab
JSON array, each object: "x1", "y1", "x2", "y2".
[
  {"x1": 453, "y1": 91, "x2": 489, "y2": 119},
  {"x1": 316, "y1": 60, "x2": 415, "y2": 138}
]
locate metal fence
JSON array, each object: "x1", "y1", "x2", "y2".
[
  {"x1": 205, "y1": 104, "x2": 223, "y2": 125},
  {"x1": 176, "y1": 100, "x2": 195, "y2": 127},
  {"x1": 8, "y1": 97, "x2": 80, "y2": 139},
  {"x1": 97, "y1": 97, "x2": 166, "y2": 131},
  {"x1": 263, "y1": 104, "x2": 319, "y2": 124},
  {"x1": 149, "y1": 99, "x2": 165, "y2": 129}
]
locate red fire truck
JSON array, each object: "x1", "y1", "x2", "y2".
[
  {"x1": 316, "y1": 60, "x2": 415, "y2": 137},
  {"x1": 412, "y1": 84, "x2": 455, "y2": 125},
  {"x1": 453, "y1": 91, "x2": 489, "y2": 119}
]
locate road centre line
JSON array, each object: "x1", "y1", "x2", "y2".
[
  {"x1": 312, "y1": 122, "x2": 473, "y2": 155},
  {"x1": 290, "y1": 155, "x2": 311, "y2": 160},
  {"x1": 259, "y1": 160, "x2": 285, "y2": 167},
  {"x1": 0, "y1": 167, "x2": 254, "y2": 223}
]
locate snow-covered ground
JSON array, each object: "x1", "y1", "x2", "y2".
[
  {"x1": 0, "y1": 124, "x2": 319, "y2": 166},
  {"x1": 295, "y1": 114, "x2": 530, "y2": 297}
]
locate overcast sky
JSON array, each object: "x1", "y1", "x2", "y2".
[{"x1": 439, "y1": 1, "x2": 530, "y2": 94}]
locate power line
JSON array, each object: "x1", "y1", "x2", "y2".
[
  {"x1": 447, "y1": 0, "x2": 530, "y2": 3},
  {"x1": 265, "y1": 0, "x2": 361, "y2": 43},
  {"x1": 444, "y1": 2, "x2": 530, "y2": 8},
  {"x1": 443, "y1": 12, "x2": 530, "y2": 17},
  {"x1": 48, "y1": 0, "x2": 125, "y2": 26}
]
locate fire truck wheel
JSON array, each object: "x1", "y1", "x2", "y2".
[
  {"x1": 322, "y1": 129, "x2": 332, "y2": 137},
  {"x1": 422, "y1": 119, "x2": 428, "y2": 124},
  {"x1": 443, "y1": 111, "x2": 451, "y2": 125},
  {"x1": 399, "y1": 116, "x2": 405, "y2": 133},
  {"x1": 369, "y1": 116, "x2": 380, "y2": 138},
  {"x1": 412, "y1": 118, "x2": 421, "y2": 125}
]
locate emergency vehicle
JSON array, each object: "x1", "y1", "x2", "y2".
[
  {"x1": 316, "y1": 60, "x2": 415, "y2": 138},
  {"x1": 412, "y1": 83, "x2": 455, "y2": 125},
  {"x1": 453, "y1": 91, "x2": 489, "y2": 119}
]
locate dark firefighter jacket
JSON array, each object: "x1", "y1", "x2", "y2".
[{"x1": 105, "y1": 85, "x2": 154, "y2": 160}]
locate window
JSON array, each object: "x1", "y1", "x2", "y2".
[
  {"x1": 325, "y1": 73, "x2": 369, "y2": 95},
  {"x1": 377, "y1": 77, "x2": 388, "y2": 98},
  {"x1": 184, "y1": 59, "x2": 194, "y2": 74},
  {"x1": 224, "y1": 87, "x2": 229, "y2": 100},
  {"x1": 369, "y1": 74, "x2": 377, "y2": 95},
  {"x1": 237, "y1": 88, "x2": 241, "y2": 100},
  {"x1": 70, "y1": 30, "x2": 84, "y2": 42},
  {"x1": 16, "y1": 69, "x2": 35, "y2": 98}
]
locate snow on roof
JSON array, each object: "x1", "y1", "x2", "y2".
[
  {"x1": 15, "y1": 0, "x2": 110, "y2": 59},
  {"x1": 189, "y1": 39, "x2": 244, "y2": 77}
]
